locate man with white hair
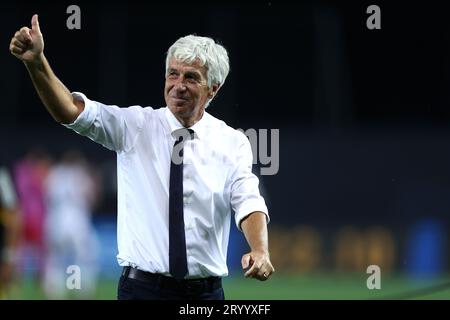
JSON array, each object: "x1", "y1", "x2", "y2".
[{"x1": 10, "y1": 14, "x2": 274, "y2": 300}]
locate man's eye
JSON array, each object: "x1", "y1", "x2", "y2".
[{"x1": 185, "y1": 75, "x2": 200, "y2": 83}]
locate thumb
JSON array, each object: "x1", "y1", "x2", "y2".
[
  {"x1": 241, "y1": 254, "x2": 251, "y2": 270},
  {"x1": 31, "y1": 14, "x2": 41, "y2": 35}
]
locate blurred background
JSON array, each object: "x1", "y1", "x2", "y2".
[{"x1": 1, "y1": 0, "x2": 450, "y2": 299}]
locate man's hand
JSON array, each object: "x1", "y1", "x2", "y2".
[
  {"x1": 242, "y1": 250, "x2": 275, "y2": 281},
  {"x1": 9, "y1": 14, "x2": 44, "y2": 63},
  {"x1": 240, "y1": 211, "x2": 275, "y2": 281},
  {"x1": 8, "y1": 14, "x2": 82, "y2": 124}
]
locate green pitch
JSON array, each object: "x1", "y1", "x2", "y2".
[{"x1": 6, "y1": 273, "x2": 450, "y2": 300}]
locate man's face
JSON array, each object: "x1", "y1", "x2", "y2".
[{"x1": 165, "y1": 59, "x2": 218, "y2": 122}]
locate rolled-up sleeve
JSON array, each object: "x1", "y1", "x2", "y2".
[
  {"x1": 63, "y1": 92, "x2": 97, "y2": 133},
  {"x1": 230, "y1": 132, "x2": 269, "y2": 231},
  {"x1": 63, "y1": 92, "x2": 145, "y2": 152}
]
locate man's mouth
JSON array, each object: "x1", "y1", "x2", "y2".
[{"x1": 171, "y1": 96, "x2": 188, "y2": 102}]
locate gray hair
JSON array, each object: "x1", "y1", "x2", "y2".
[{"x1": 165, "y1": 35, "x2": 230, "y2": 103}]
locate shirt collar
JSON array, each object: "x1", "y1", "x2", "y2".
[{"x1": 165, "y1": 107, "x2": 208, "y2": 140}]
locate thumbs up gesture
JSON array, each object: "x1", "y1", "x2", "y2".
[{"x1": 9, "y1": 14, "x2": 44, "y2": 63}]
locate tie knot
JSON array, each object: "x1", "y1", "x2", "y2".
[{"x1": 173, "y1": 128, "x2": 195, "y2": 143}]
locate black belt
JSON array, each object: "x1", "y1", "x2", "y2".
[{"x1": 121, "y1": 267, "x2": 222, "y2": 294}]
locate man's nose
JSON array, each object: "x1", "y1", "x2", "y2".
[{"x1": 174, "y1": 78, "x2": 187, "y2": 91}]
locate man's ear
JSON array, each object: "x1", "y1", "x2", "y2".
[{"x1": 208, "y1": 83, "x2": 220, "y2": 99}]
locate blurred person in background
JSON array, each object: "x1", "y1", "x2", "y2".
[
  {"x1": 0, "y1": 166, "x2": 22, "y2": 299},
  {"x1": 13, "y1": 149, "x2": 51, "y2": 290},
  {"x1": 43, "y1": 150, "x2": 100, "y2": 299}
]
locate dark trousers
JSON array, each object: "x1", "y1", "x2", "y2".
[{"x1": 117, "y1": 267, "x2": 225, "y2": 300}]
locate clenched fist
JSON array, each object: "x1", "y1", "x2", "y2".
[{"x1": 9, "y1": 14, "x2": 44, "y2": 63}]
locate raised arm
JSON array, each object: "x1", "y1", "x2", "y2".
[{"x1": 9, "y1": 14, "x2": 83, "y2": 124}]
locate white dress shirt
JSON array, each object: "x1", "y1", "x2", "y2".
[{"x1": 64, "y1": 92, "x2": 269, "y2": 278}]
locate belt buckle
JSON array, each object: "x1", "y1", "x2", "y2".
[
  {"x1": 122, "y1": 266, "x2": 131, "y2": 277},
  {"x1": 184, "y1": 279, "x2": 206, "y2": 295}
]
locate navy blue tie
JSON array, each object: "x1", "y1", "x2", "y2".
[{"x1": 169, "y1": 128, "x2": 194, "y2": 280}]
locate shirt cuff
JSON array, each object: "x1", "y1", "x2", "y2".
[
  {"x1": 234, "y1": 200, "x2": 270, "y2": 232},
  {"x1": 62, "y1": 92, "x2": 97, "y2": 133}
]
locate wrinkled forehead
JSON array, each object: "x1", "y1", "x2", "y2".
[{"x1": 167, "y1": 58, "x2": 208, "y2": 77}]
